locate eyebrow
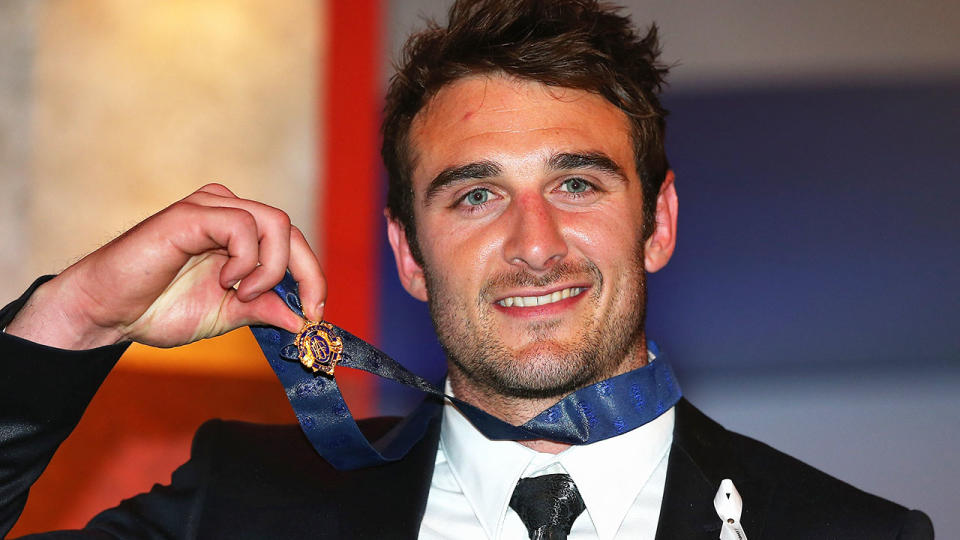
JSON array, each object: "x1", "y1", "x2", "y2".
[
  {"x1": 424, "y1": 160, "x2": 501, "y2": 206},
  {"x1": 548, "y1": 151, "x2": 628, "y2": 182},
  {"x1": 421, "y1": 151, "x2": 628, "y2": 206}
]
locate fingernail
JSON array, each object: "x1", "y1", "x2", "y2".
[{"x1": 226, "y1": 279, "x2": 239, "y2": 289}]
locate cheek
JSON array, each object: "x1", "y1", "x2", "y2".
[
  {"x1": 560, "y1": 209, "x2": 642, "y2": 262},
  {"x1": 418, "y1": 219, "x2": 504, "y2": 284}
]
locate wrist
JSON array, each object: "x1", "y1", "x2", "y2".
[{"x1": 5, "y1": 274, "x2": 126, "y2": 350}]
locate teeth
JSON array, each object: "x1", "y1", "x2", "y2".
[{"x1": 497, "y1": 287, "x2": 585, "y2": 308}]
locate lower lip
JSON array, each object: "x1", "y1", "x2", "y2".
[{"x1": 492, "y1": 289, "x2": 589, "y2": 318}]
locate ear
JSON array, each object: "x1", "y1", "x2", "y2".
[
  {"x1": 386, "y1": 213, "x2": 429, "y2": 302},
  {"x1": 644, "y1": 169, "x2": 678, "y2": 273}
]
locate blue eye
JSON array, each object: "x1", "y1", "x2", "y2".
[
  {"x1": 560, "y1": 177, "x2": 591, "y2": 193},
  {"x1": 464, "y1": 188, "x2": 491, "y2": 205}
]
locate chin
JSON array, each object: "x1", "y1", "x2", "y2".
[{"x1": 475, "y1": 342, "x2": 600, "y2": 400}]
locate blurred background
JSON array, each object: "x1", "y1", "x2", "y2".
[{"x1": 2, "y1": 0, "x2": 957, "y2": 535}]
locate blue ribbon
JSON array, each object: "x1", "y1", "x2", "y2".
[{"x1": 251, "y1": 272, "x2": 681, "y2": 470}]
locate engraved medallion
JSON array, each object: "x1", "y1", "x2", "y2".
[{"x1": 295, "y1": 321, "x2": 343, "y2": 376}]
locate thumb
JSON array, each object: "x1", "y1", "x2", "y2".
[{"x1": 223, "y1": 290, "x2": 303, "y2": 334}]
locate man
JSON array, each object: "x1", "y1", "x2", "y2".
[{"x1": 0, "y1": 0, "x2": 934, "y2": 538}]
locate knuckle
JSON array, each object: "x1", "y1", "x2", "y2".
[
  {"x1": 222, "y1": 206, "x2": 257, "y2": 230},
  {"x1": 240, "y1": 209, "x2": 260, "y2": 228},
  {"x1": 272, "y1": 208, "x2": 291, "y2": 228},
  {"x1": 166, "y1": 200, "x2": 196, "y2": 217},
  {"x1": 198, "y1": 182, "x2": 230, "y2": 195}
]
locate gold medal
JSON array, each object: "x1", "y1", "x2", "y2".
[{"x1": 294, "y1": 320, "x2": 343, "y2": 376}]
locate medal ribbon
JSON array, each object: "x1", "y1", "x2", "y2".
[{"x1": 251, "y1": 272, "x2": 681, "y2": 470}]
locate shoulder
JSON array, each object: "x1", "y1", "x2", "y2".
[
  {"x1": 725, "y1": 429, "x2": 935, "y2": 539},
  {"x1": 186, "y1": 414, "x2": 442, "y2": 489},
  {"x1": 673, "y1": 400, "x2": 934, "y2": 538},
  {"x1": 175, "y1": 415, "x2": 438, "y2": 536},
  {"x1": 189, "y1": 416, "x2": 402, "y2": 486},
  {"x1": 194, "y1": 416, "x2": 401, "y2": 450}
]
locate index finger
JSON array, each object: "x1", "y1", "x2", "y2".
[{"x1": 288, "y1": 225, "x2": 326, "y2": 321}]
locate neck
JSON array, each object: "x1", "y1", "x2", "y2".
[{"x1": 447, "y1": 340, "x2": 649, "y2": 455}]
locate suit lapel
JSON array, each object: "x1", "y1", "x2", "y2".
[{"x1": 655, "y1": 399, "x2": 770, "y2": 540}]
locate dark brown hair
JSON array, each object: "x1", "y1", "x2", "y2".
[{"x1": 382, "y1": 0, "x2": 670, "y2": 261}]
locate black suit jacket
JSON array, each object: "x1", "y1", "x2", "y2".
[{"x1": 0, "y1": 280, "x2": 934, "y2": 539}]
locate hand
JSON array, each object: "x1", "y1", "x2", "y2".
[{"x1": 6, "y1": 184, "x2": 325, "y2": 350}]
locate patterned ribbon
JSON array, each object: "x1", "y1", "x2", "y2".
[{"x1": 250, "y1": 272, "x2": 681, "y2": 470}]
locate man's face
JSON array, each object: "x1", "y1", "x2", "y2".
[{"x1": 388, "y1": 74, "x2": 674, "y2": 402}]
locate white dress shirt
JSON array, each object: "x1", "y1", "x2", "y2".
[{"x1": 418, "y1": 386, "x2": 675, "y2": 540}]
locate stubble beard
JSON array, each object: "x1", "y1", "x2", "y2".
[{"x1": 424, "y1": 253, "x2": 648, "y2": 402}]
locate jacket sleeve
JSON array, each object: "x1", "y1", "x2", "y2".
[{"x1": 0, "y1": 277, "x2": 127, "y2": 537}]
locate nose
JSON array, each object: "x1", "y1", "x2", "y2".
[{"x1": 502, "y1": 194, "x2": 568, "y2": 271}]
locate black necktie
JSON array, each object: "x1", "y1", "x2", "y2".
[{"x1": 509, "y1": 474, "x2": 587, "y2": 540}]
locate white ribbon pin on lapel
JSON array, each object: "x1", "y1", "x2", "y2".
[{"x1": 714, "y1": 478, "x2": 747, "y2": 540}]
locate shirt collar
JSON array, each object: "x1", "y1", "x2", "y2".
[
  {"x1": 439, "y1": 389, "x2": 535, "y2": 539},
  {"x1": 552, "y1": 407, "x2": 673, "y2": 539},
  {"x1": 439, "y1": 378, "x2": 674, "y2": 540}
]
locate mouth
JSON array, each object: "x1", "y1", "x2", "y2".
[{"x1": 494, "y1": 286, "x2": 588, "y2": 308}]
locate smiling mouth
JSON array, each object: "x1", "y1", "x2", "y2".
[{"x1": 495, "y1": 287, "x2": 587, "y2": 308}]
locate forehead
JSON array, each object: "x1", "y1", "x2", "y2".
[{"x1": 408, "y1": 75, "x2": 634, "y2": 185}]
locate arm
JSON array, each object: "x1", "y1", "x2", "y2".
[{"x1": 0, "y1": 278, "x2": 128, "y2": 536}]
